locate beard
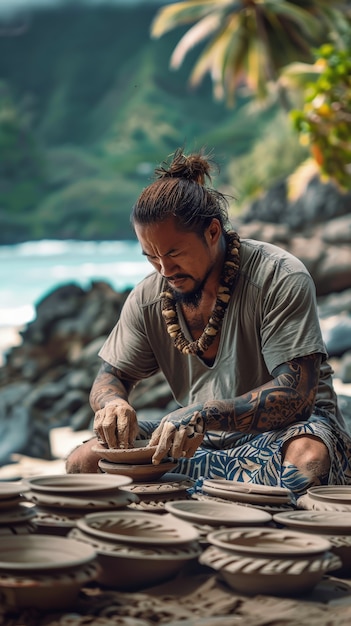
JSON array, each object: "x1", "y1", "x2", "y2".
[{"x1": 168, "y1": 267, "x2": 213, "y2": 309}]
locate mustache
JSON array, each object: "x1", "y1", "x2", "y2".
[{"x1": 164, "y1": 273, "x2": 192, "y2": 281}]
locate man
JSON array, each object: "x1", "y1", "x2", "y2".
[{"x1": 66, "y1": 148, "x2": 351, "y2": 496}]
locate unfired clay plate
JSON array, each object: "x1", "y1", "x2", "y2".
[
  {"x1": 165, "y1": 500, "x2": 272, "y2": 526},
  {"x1": 307, "y1": 486, "x2": 351, "y2": 503},
  {"x1": 200, "y1": 543, "x2": 340, "y2": 596},
  {"x1": 120, "y1": 476, "x2": 193, "y2": 495},
  {"x1": 207, "y1": 527, "x2": 331, "y2": 557},
  {"x1": 25, "y1": 473, "x2": 132, "y2": 494},
  {"x1": 92, "y1": 439, "x2": 157, "y2": 464},
  {"x1": 76, "y1": 510, "x2": 199, "y2": 545},
  {"x1": 0, "y1": 534, "x2": 97, "y2": 571},
  {"x1": 202, "y1": 481, "x2": 292, "y2": 505},
  {"x1": 98, "y1": 459, "x2": 177, "y2": 481},
  {"x1": 274, "y1": 510, "x2": 351, "y2": 533},
  {"x1": 205, "y1": 479, "x2": 290, "y2": 497},
  {"x1": 0, "y1": 481, "x2": 28, "y2": 499},
  {"x1": 25, "y1": 488, "x2": 139, "y2": 510}
]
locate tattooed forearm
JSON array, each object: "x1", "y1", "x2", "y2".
[
  {"x1": 202, "y1": 354, "x2": 321, "y2": 434},
  {"x1": 89, "y1": 361, "x2": 138, "y2": 412}
]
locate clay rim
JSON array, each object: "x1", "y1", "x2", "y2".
[
  {"x1": 92, "y1": 439, "x2": 158, "y2": 464},
  {"x1": 202, "y1": 483, "x2": 292, "y2": 505},
  {"x1": 273, "y1": 510, "x2": 351, "y2": 532},
  {"x1": 307, "y1": 485, "x2": 351, "y2": 503},
  {"x1": 25, "y1": 473, "x2": 132, "y2": 494},
  {"x1": 203, "y1": 479, "x2": 291, "y2": 497},
  {"x1": 0, "y1": 481, "x2": 29, "y2": 499},
  {"x1": 0, "y1": 534, "x2": 97, "y2": 571},
  {"x1": 76, "y1": 510, "x2": 200, "y2": 545},
  {"x1": 164, "y1": 500, "x2": 272, "y2": 526},
  {"x1": 206, "y1": 527, "x2": 332, "y2": 557}
]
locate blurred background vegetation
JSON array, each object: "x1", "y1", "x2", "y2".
[{"x1": 0, "y1": 0, "x2": 350, "y2": 244}]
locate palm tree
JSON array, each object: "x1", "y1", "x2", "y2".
[{"x1": 151, "y1": 0, "x2": 349, "y2": 110}]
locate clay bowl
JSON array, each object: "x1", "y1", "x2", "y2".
[
  {"x1": 274, "y1": 510, "x2": 351, "y2": 575},
  {"x1": 92, "y1": 439, "x2": 157, "y2": 464},
  {"x1": 75, "y1": 510, "x2": 199, "y2": 546},
  {"x1": 202, "y1": 479, "x2": 293, "y2": 506},
  {"x1": 98, "y1": 458, "x2": 178, "y2": 482},
  {"x1": 165, "y1": 499, "x2": 272, "y2": 527},
  {"x1": 0, "y1": 534, "x2": 99, "y2": 610},
  {"x1": 25, "y1": 473, "x2": 132, "y2": 495},
  {"x1": 69, "y1": 526, "x2": 201, "y2": 590},
  {"x1": 200, "y1": 526, "x2": 340, "y2": 596},
  {"x1": 0, "y1": 533, "x2": 97, "y2": 572}
]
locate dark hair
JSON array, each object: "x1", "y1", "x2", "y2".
[{"x1": 131, "y1": 148, "x2": 231, "y2": 235}]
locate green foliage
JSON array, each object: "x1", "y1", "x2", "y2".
[
  {"x1": 35, "y1": 176, "x2": 139, "y2": 240},
  {"x1": 291, "y1": 44, "x2": 351, "y2": 190},
  {"x1": 227, "y1": 110, "x2": 309, "y2": 206},
  {"x1": 0, "y1": 3, "x2": 326, "y2": 243},
  {"x1": 0, "y1": 81, "x2": 47, "y2": 241}
]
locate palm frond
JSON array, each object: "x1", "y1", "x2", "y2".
[
  {"x1": 151, "y1": 0, "x2": 231, "y2": 38},
  {"x1": 170, "y1": 14, "x2": 223, "y2": 69}
]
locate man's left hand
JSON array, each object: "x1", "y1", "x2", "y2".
[{"x1": 149, "y1": 406, "x2": 205, "y2": 464}]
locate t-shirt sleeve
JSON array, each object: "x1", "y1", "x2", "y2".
[
  {"x1": 98, "y1": 289, "x2": 160, "y2": 380},
  {"x1": 261, "y1": 272, "x2": 327, "y2": 373}
]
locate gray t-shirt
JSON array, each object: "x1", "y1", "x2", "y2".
[{"x1": 99, "y1": 239, "x2": 341, "y2": 421}]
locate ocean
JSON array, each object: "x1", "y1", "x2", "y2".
[{"x1": 0, "y1": 239, "x2": 150, "y2": 362}]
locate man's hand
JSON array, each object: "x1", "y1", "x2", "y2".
[
  {"x1": 93, "y1": 399, "x2": 139, "y2": 449},
  {"x1": 149, "y1": 405, "x2": 205, "y2": 464}
]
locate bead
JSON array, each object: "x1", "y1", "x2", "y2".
[{"x1": 167, "y1": 324, "x2": 180, "y2": 333}]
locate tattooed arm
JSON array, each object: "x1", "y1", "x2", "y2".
[
  {"x1": 150, "y1": 354, "x2": 321, "y2": 463},
  {"x1": 90, "y1": 360, "x2": 140, "y2": 448}
]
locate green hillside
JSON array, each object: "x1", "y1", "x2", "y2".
[{"x1": 0, "y1": 3, "x2": 307, "y2": 243}]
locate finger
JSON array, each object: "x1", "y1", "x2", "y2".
[
  {"x1": 101, "y1": 406, "x2": 120, "y2": 448},
  {"x1": 183, "y1": 432, "x2": 204, "y2": 458},
  {"x1": 170, "y1": 426, "x2": 188, "y2": 459},
  {"x1": 115, "y1": 411, "x2": 130, "y2": 449},
  {"x1": 93, "y1": 409, "x2": 110, "y2": 446},
  {"x1": 149, "y1": 417, "x2": 168, "y2": 447},
  {"x1": 152, "y1": 422, "x2": 176, "y2": 465}
]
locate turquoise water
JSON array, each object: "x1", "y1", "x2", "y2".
[{"x1": 1, "y1": 239, "x2": 150, "y2": 328}]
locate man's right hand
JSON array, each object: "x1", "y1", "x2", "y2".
[{"x1": 93, "y1": 399, "x2": 139, "y2": 449}]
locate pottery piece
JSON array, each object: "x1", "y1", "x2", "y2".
[
  {"x1": 202, "y1": 479, "x2": 293, "y2": 506},
  {"x1": 191, "y1": 492, "x2": 295, "y2": 515},
  {"x1": 76, "y1": 510, "x2": 199, "y2": 545},
  {"x1": 0, "y1": 502, "x2": 37, "y2": 536},
  {"x1": 164, "y1": 500, "x2": 272, "y2": 526},
  {"x1": 297, "y1": 487, "x2": 351, "y2": 512},
  {"x1": 206, "y1": 526, "x2": 331, "y2": 557},
  {"x1": 273, "y1": 510, "x2": 351, "y2": 574},
  {"x1": 120, "y1": 475, "x2": 194, "y2": 498},
  {"x1": 0, "y1": 496, "x2": 23, "y2": 510},
  {"x1": 25, "y1": 473, "x2": 132, "y2": 494},
  {"x1": 25, "y1": 487, "x2": 139, "y2": 510},
  {"x1": 98, "y1": 458, "x2": 178, "y2": 481},
  {"x1": 307, "y1": 485, "x2": 351, "y2": 504},
  {"x1": 200, "y1": 543, "x2": 341, "y2": 596},
  {"x1": 205, "y1": 479, "x2": 291, "y2": 498},
  {"x1": 0, "y1": 562, "x2": 99, "y2": 611},
  {"x1": 69, "y1": 526, "x2": 201, "y2": 590},
  {"x1": 0, "y1": 481, "x2": 28, "y2": 499},
  {"x1": 92, "y1": 439, "x2": 157, "y2": 464},
  {"x1": 0, "y1": 533, "x2": 97, "y2": 571}
]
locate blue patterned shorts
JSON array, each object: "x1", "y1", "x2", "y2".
[{"x1": 138, "y1": 412, "x2": 351, "y2": 497}]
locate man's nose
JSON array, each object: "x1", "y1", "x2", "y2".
[{"x1": 159, "y1": 257, "x2": 177, "y2": 277}]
